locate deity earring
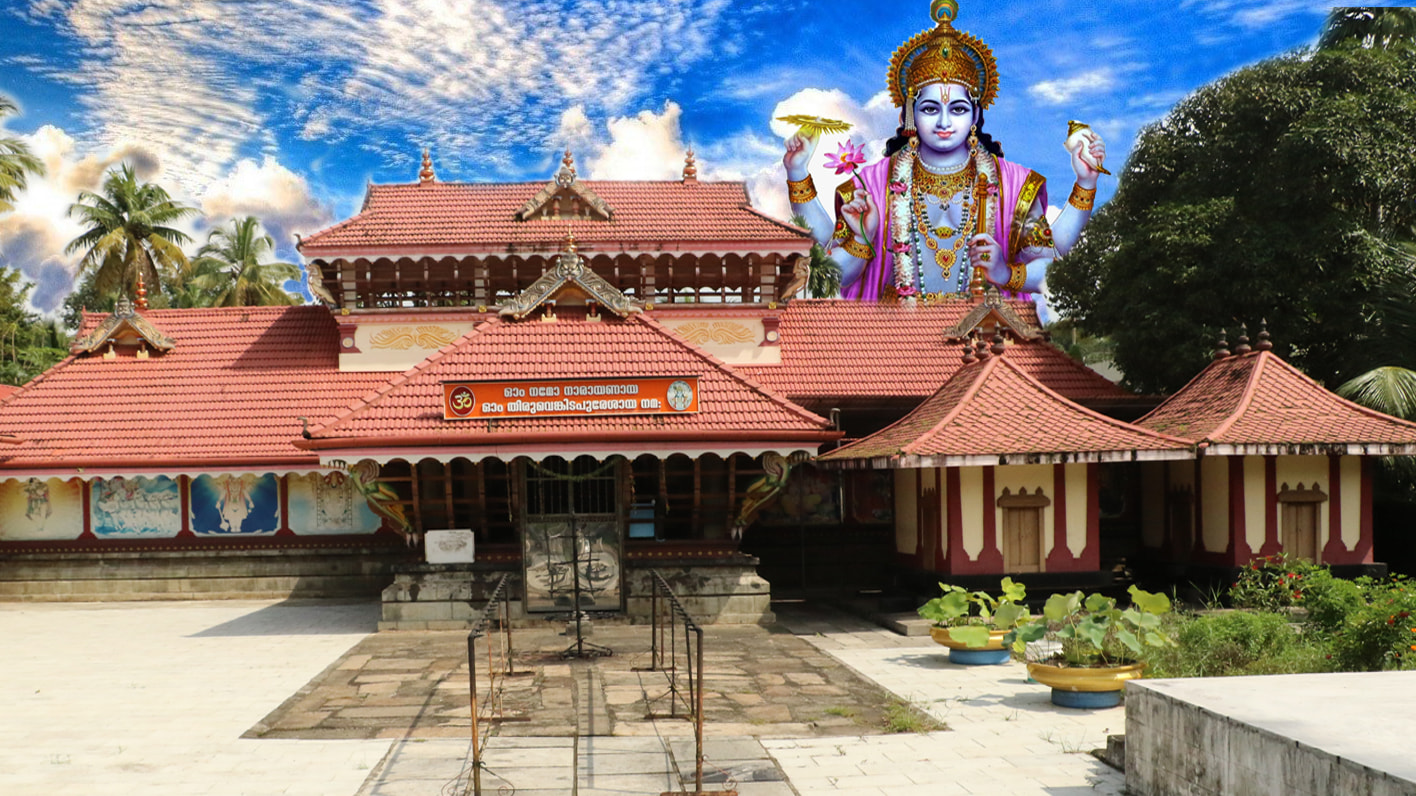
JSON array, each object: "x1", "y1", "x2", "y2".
[{"x1": 968, "y1": 124, "x2": 979, "y2": 156}]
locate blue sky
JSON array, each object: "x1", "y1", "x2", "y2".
[{"x1": 0, "y1": 0, "x2": 1333, "y2": 314}]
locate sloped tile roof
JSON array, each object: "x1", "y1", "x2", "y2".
[
  {"x1": 740, "y1": 299, "x2": 1130, "y2": 405},
  {"x1": 302, "y1": 312, "x2": 836, "y2": 452},
  {"x1": 0, "y1": 306, "x2": 392, "y2": 471},
  {"x1": 1137, "y1": 350, "x2": 1416, "y2": 454},
  {"x1": 819, "y1": 352, "x2": 1192, "y2": 467},
  {"x1": 298, "y1": 180, "x2": 811, "y2": 254}
]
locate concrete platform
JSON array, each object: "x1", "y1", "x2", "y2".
[{"x1": 1126, "y1": 672, "x2": 1416, "y2": 796}]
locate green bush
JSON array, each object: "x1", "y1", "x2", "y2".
[
  {"x1": 1299, "y1": 573, "x2": 1367, "y2": 632},
  {"x1": 1229, "y1": 553, "x2": 1323, "y2": 612},
  {"x1": 1326, "y1": 577, "x2": 1416, "y2": 672},
  {"x1": 1144, "y1": 611, "x2": 1331, "y2": 678}
]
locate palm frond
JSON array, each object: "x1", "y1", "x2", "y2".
[{"x1": 1337, "y1": 366, "x2": 1416, "y2": 420}]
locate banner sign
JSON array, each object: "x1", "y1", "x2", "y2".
[{"x1": 443, "y1": 376, "x2": 700, "y2": 420}]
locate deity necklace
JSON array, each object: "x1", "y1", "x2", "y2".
[{"x1": 912, "y1": 158, "x2": 975, "y2": 289}]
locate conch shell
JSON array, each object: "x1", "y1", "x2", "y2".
[{"x1": 1065, "y1": 121, "x2": 1111, "y2": 176}]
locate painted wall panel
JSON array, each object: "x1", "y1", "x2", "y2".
[
  {"x1": 1140, "y1": 462, "x2": 1165, "y2": 549},
  {"x1": 288, "y1": 473, "x2": 383, "y2": 535},
  {"x1": 190, "y1": 474, "x2": 279, "y2": 535},
  {"x1": 1200, "y1": 457, "x2": 1229, "y2": 553},
  {"x1": 894, "y1": 469, "x2": 918, "y2": 555},
  {"x1": 1275, "y1": 456, "x2": 1328, "y2": 494},
  {"x1": 1244, "y1": 456, "x2": 1266, "y2": 553},
  {"x1": 90, "y1": 476, "x2": 181, "y2": 538},
  {"x1": 994, "y1": 465, "x2": 1053, "y2": 557},
  {"x1": 1065, "y1": 463, "x2": 1088, "y2": 558},
  {"x1": 959, "y1": 466, "x2": 984, "y2": 560},
  {"x1": 1340, "y1": 456, "x2": 1361, "y2": 551},
  {"x1": 0, "y1": 477, "x2": 84, "y2": 540}
]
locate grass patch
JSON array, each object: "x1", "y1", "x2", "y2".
[
  {"x1": 823, "y1": 705, "x2": 856, "y2": 718},
  {"x1": 882, "y1": 698, "x2": 944, "y2": 733},
  {"x1": 1143, "y1": 610, "x2": 1330, "y2": 678}
]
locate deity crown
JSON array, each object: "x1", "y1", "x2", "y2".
[{"x1": 889, "y1": 0, "x2": 999, "y2": 110}]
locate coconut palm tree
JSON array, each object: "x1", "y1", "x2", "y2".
[
  {"x1": 0, "y1": 95, "x2": 44, "y2": 215},
  {"x1": 189, "y1": 216, "x2": 302, "y2": 307},
  {"x1": 1319, "y1": 7, "x2": 1416, "y2": 50},
  {"x1": 65, "y1": 164, "x2": 196, "y2": 299},
  {"x1": 791, "y1": 215, "x2": 842, "y2": 298}
]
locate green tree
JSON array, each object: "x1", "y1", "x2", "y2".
[
  {"x1": 0, "y1": 267, "x2": 68, "y2": 386},
  {"x1": 1320, "y1": 7, "x2": 1416, "y2": 51},
  {"x1": 1048, "y1": 44, "x2": 1416, "y2": 393},
  {"x1": 0, "y1": 95, "x2": 44, "y2": 215},
  {"x1": 65, "y1": 164, "x2": 196, "y2": 301},
  {"x1": 187, "y1": 216, "x2": 302, "y2": 307}
]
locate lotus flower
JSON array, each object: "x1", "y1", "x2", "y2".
[
  {"x1": 824, "y1": 141, "x2": 867, "y2": 175},
  {"x1": 890, "y1": 181, "x2": 908, "y2": 194},
  {"x1": 896, "y1": 284, "x2": 918, "y2": 298}
]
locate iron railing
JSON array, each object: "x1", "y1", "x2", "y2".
[
  {"x1": 642, "y1": 569, "x2": 723, "y2": 796},
  {"x1": 465, "y1": 573, "x2": 518, "y2": 796}
]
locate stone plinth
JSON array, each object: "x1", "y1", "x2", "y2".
[{"x1": 1126, "y1": 672, "x2": 1416, "y2": 796}]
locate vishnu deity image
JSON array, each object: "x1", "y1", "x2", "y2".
[{"x1": 783, "y1": 0, "x2": 1107, "y2": 302}]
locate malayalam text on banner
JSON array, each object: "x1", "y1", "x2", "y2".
[{"x1": 442, "y1": 376, "x2": 700, "y2": 420}]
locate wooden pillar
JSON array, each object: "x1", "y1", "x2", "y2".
[
  {"x1": 177, "y1": 475, "x2": 194, "y2": 538},
  {"x1": 340, "y1": 259, "x2": 357, "y2": 309},
  {"x1": 79, "y1": 479, "x2": 94, "y2": 540},
  {"x1": 410, "y1": 460, "x2": 424, "y2": 533},
  {"x1": 1046, "y1": 464, "x2": 1070, "y2": 570},
  {"x1": 444, "y1": 460, "x2": 456, "y2": 530},
  {"x1": 758, "y1": 254, "x2": 776, "y2": 304},
  {"x1": 1260, "y1": 456, "x2": 1280, "y2": 556},
  {"x1": 276, "y1": 475, "x2": 295, "y2": 536}
]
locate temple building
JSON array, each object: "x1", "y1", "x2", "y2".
[{"x1": 0, "y1": 152, "x2": 1410, "y2": 620}]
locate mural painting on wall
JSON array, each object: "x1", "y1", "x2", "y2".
[
  {"x1": 91, "y1": 476, "x2": 181, "y2": 537},
  {"x1": 847, "y1": 470, "x2": 894, "y2": 525},
  {"x1": 758, "y1": 464, "x2": 841, "y2": 526},
  {"x1": 0, "y1": 477, "x2": 85, "y2": 540},
  {"x1": 190, "y1": 474, "x2": 279, "y2": 535},
  {"x1": 287, "y1": 472, "x2": 383, "y2": 535}
]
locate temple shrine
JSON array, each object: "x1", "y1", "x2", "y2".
[{"x1": 1, "y1": 152, "x2": 1412, "y2": 622}]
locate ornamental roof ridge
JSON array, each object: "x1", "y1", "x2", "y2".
[
  {"x1": 70, "y1": 298, "x2": 176, "y2": 354},
  {"x1": 498, "y1": 232, "x2": 643, "y2": 320},
  {"x1": 514, "y1": 149, "x2": 614, "y2": 222}
]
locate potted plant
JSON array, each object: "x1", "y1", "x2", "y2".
[
  {"x1": 1009, "y1": 585, "x2": 1174, "y2": 708},
  {"x1": 917, "y1": 577, "x2": 1029, "y2": 665}
]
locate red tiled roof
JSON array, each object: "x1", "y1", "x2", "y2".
[
  {"x1": 298, "y1": 180, "x2": 811, "y2": 255},
  {"x1": 301, "y1": 312, "x2": 837, "y2": 454},
  {"x1": 739, "y1": 299, "x2": 1131, "y2": 406},
  {"x1": 0, "y1": 384, "x2": 16, "y2": 401},
  {"x1": 0, "y1": 306, "x2": 392, "y2": 472},
  {"x1": 1137, "y1": 350, "x2": 1416, "y2": 454},
  {"x1": 819, "y1": 351, "x2": 1192, "y2": 467}
]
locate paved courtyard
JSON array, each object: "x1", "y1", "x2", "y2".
[{"x1": 0, "y1": 598, "x2": 1125, "y2": 795}]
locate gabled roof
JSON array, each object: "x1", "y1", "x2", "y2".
[
  {"x1": 944, "y1": 291, "x2": 1045, "y2": 342},
  {"x1": 498, "y1": 237, "x2": 642, "y2": 320},
  {"x1": 297, "y1": 179, "x2": 811, "y2": 256},
  {"x1": 69, "y1": 297, "x2": 175, "y2": 354},
  {"x1": 818, "y1": 348, "x2": 1193, "y2": 468},
  {"x1": 739, "y1": 299, "x2": 1131, "y2": 407},
  {"x1": 0, "y1": 306, "x2": 392, "y2": 475},
  {"x1": 299, "y1": 312, "x2": 838, "y2": 461},
  {"x1": 1137, "y1": 349, "x2": 1416, "y2": 455},
  {"x1": 514, "y1": 152, "x2": 614, "y2": 222}
]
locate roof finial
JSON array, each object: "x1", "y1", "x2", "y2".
[
  {"x1": 1256, "y1": 318, "x2": 1273, "y2": 351},
  {"x1": 683, "y1": 149, "x2": 698, "y2": 184},
  {"x1": 991, "y1": 331, "x2": 1006, "y2": 357},
  {"x1": 1213, "y1": 329, "x2": 1230, "y2": 361},
  {"x1": 1235, "y1": 322, "x2": 1252, "y2": 354},
  {"x1": 974, "y1": 334, "x2": 991, "y2": 361},
  {"x1": 418, "y1": 149, "x2": 436, "y2": 183},
  {"x1": 134, "y1": 272, "x2": 148, "y2": 311},
  {"x1": 961, "y1": 339, "x2": 977, "y2": 364},
  {"x1": 555, "y1": 149, "x2": 578, "y2": 187}
]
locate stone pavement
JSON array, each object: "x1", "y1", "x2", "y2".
[{"x1": 0, "y1": 598, "x2": 1127, "y2": 795}]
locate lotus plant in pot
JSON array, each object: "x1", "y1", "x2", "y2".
[
  {"x1": 1009, "y1": 586, "x2": 1174, "y2": 708},
  {"x1": 917, "y1": 578, "x2": 1030, "y2": 665}
]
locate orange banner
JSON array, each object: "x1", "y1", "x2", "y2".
[{"x1": 443, "y1": 376, "x2": 700, "y2": 420}]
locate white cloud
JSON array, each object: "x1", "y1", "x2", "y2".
[
  {"x1": 197, "y1": 157, "x2": 333, "y2": 248},
  {"x1": 1028, "y1": 70, "x2": 1120, "y2": 106},
  {"x1": 1179, "y1": 0, "x2": 1327, "y2": 31},
  {"x1": 582, "y1": 101, "x2": 687, "y2": 181}
]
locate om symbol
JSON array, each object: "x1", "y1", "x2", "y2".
[{"x1": 448, "y1": 385, "x2": 476, "y2": 417}]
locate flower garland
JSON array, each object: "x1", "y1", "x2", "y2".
[{"x1": 888, "y1": 142, "x2": 918, "y2": 298}]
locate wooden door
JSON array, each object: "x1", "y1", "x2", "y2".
[
  {"x1": 1003, "y1": 507, "x2": 1043, "y2": 573},
  {"x1": 1282, "y1": 502, "x2": 1319, "y2": 561}
]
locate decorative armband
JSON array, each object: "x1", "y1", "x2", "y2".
[
  {"x1": 1004, "y1": 263, "x2": 1028, "y2": 292},
  {"x1": 840, "y1": 236, "x2": 874, "y2": 261},
  {"x1": 1067, "y1": 184, "x2": 1097, "y2": 211},
  {"x1": 787, "y1": 176, "x2": 817, "y2": 204}
]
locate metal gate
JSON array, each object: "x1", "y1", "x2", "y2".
[{"x1": 521, "y1": 456, "x2": 623, "y2": 613}]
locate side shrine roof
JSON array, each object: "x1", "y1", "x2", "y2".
[
  {"x1": 739, "y1": 299, "x2": 1132, "y2": 407},
  {"x1": 296, "y1": 179, "x2": 812, "y2": 256},
  {"x1": 1137, "y1": 349, "x2": 1416, "y2": 455},
  {"x1": 0, "y1": 306, "x2": 392, "y2": 476},
  {"x1": 818, "y1": 349, "x2": 1193, "y2": 469},
  {"x1": 298, "y1": 312, "x2": 840, "y2": 461}
]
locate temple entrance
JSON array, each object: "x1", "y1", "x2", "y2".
[{"x1": 521, "y1": 457, "x2": 623, "y2": 613}]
